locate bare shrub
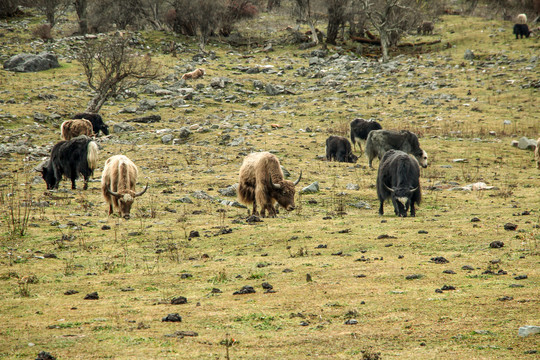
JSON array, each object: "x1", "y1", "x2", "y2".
[
  {"x1": 0, "y1": 0, "x2": 21, "y2": 19},
  {"x1": 76, "y1": 34, "x2": 160, "y2": 113},
  {"x1": 32, "y1": 24, "x2": 53, "y2": 42}
]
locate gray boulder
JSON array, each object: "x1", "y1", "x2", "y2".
[
  {"x1": 517, "y1": 137, "x2": 537, "y2": 150},
  {"x1": 464, "y1": 49, "x2": 475, "y2": 61},
  {"x1": 113, "y1": 123, "x2": 136, "y2": 132},
  {"x1": 300, "y1": 181, "x2": 319, "y2": 194},
  {"x1": 518, "y1": 326, "x2": 540, "y2": 337},
  {"x1": 4, "y1": 52, "x2": 60, "y2": 72}
]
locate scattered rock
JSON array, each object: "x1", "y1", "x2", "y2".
[
  {"x1": 128, "y1": 114, "x2": 161, "y2": 123},
  {"x1": 35, "y1": 351, "x2": 56, "y2": 360},
  {"x1": 464, "y1": 49, "x2": 475, "y2": 60},
  {"x1": 430, "y1": 257, "x2": 449, "y2": 264},
  {"x1": 344, "y1": 319, "x2": 358, "y2": 325},
  {"x1": 504, "y1": 223, "x2": 517, "y2": 231},
  {"x1": 113, "y1": 123, "x2": 136, "y2": 133},
  {"x1": 84, "y1": 292, "x2": 99, "y2": 300},
  {"x1": 440, "y1": 285, "x2": 456, "y2": 291},
  {"x1": 64, "y1": 290, "x2": 79, "y2": 295},
  {"x1": 233, "y1": 285, "x2": 256, "y2": 295},
  {"x1": 443, "y1": 270, "x2": 456, "y2": 274},
  {"x1": 514, "y1": 275, "x2": 528, "y2": 280},
  {"x1": 162, "y1": 313, "x2": 182, "y2": 322},
  {"x1": 188, "y1": 230, "x2": 199, "y2": 238},
  {"x1": 462, "y1": 265, "x2": 474, "y2": 271},
  {"x1": 171, "y1": 296, "x2": 187, "y2": 305},
  {"x1": 518, "y1": 326, "x2": 540, "y2": 337},
  {"x1": 405, "y1": 274, "x2": 423, "y2": 280},
  {"x1": 490, "y1": 241, "x2": 504, "y2": 248},
  {"x1": 4, "y1": 52, "x2": 60, "y2": 72},
  {"x1": 300, "y1": 182, "x2": 319, "y2": 194}
]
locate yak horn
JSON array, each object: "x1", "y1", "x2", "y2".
[
  {"x1": 107, "y1": 187, "x2": 121, "y2": 197},
  {"x1": 135, "y1": 183, "x2": 149, "y2": 197},
  {"x1": 293, "y1": 170, "x2": 302, "y2": 186},
  {"x1": 384, "y1": 184, "x2": 395, "y2": 193},
  {"x1": 409, "y1": 186, "x2": 418, "y2": 192},
  {"x1": 272, "y1": 182, "x2": 282, "y2": 189}
]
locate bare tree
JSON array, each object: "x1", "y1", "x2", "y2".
[
  {"x1": 267, "y1": 0, "x2": 281, "y2": 11},
  {"x1": 294, "y1": 0, "x2": 321, "y2": 44},
  {"x1": 358, "y1": 0, "x2": 421, "y2": 62},
  {"x1": 326, "y1": 0, "x2": 349, "y2": 44},
  {"x1": 35, "y1": 0, "x2": 69, "y2": 28},
  {"x1": 76, "y1": 35, "x2": 160, "y2": 113},
  {"x1": 87, "y1": 0, "x2": 148, "y2": 32},
  {"x1": 0, "y1": 0, "x2": 21, "y2": 18}
]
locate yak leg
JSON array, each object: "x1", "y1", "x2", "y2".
[
  {"x1": 378, "y1": 201, "x2": 384, "y2": 216},
  {"x1": 109, "y1": 203, "x2": 114, "y2": 215},
  {"x1": 71, "y1": 178, "x2": 77, "y2": 189},
  {"x1": 252, "y1": 202, "x2": 259, "y2": 217},
  {"x1": 83, "y1": 175, "x2": 89, "y2": 190},
  {"x1": 410, "y1": 202, "x2": 416, "y2": 217},
  {"x1": 266, "y1": 204, "x2": 277, "y2": 218}
]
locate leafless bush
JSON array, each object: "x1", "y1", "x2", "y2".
[
  {"x1": 1, "y1": 177, "x2": 33, "y2": 240},
  {"x1": 0, "y1": 0, "x2": 21, "y2": 19},
  {"x1": 76, "y1": 34, "x2": 160, "y2": 113},
  {"x1": 32, "y1": 24, "x2": 53, "y2": 42},
  {"x1": 87, "y1": 0, "x2": 147, "y2": 32}
]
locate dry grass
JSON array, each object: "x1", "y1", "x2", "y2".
[{"x1": 0, "y1": 11, "x2": 539, "y2": 360}]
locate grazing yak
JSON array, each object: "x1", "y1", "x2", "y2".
[
  {"x1": 535, "y1": 137, "x2": 540, "y2": 169},
  {"x1": 61, "y1": 119, "x2": 93, "y2": 140},
  {"x1": 514, "y1": 13, "x2": 531, "y2": 39},
  {"x1": 365, "y1": 129, "x2": 428, "y2": 168},
  {"x1": 350, "y1": 118, "x2": 382, "y2": 153},
  {"x1": 238, "y1": 152, "x2": 301, "y2": 218},
  {"x1": 417, "y1": 21, "x2": 434, "y2": 35},
  {"x1": 377, "y1": 150, "x2": 421, "y2": 217},
  {"x1": 326, "y1": 136, "x2": 358, "y2": 163},
  {"x1": 181, "y1": 68, "x2": 205, "y2": 80},
  {"x1": 101, "y1": 155, "x2": 148, "y2": 219},
  {"x1": 73, "y1": 113, "x2": 109, "y2": 136},
  {"x1": 39, "y1": 135, "x2": 98, "y2": 190}
]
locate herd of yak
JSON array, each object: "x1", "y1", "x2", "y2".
[{"x1": 36, "y1": 113, "x2": 440, "y2": 219}]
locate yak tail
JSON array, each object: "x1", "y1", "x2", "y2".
[
  {"x1": 87, "y1": 141, "x2": 99, "y2": 171},
  {"x1": 60, "y1": 121, "x2": 67, "y2": 140}
]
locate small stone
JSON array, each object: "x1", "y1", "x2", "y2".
[
  {"x1": 233, "y1": 285, "x2": 256, "y2": 295},
  {"x1": 64, "y1": 290, "x2": 79, "y2": 295},
  {"x1": 84, "y1": 292, "x2": 99, "y2": 300},
  {"x1": 162, "y1": 313, "x2": 182, "y2": 322},
  {"x1": 431, "y1": 257, "x2": 449, "y2": 264},
  {"x1": 101, "y1": 225, "x2": 111, "y2": 230},
  {"x1": 504, "y1": 223, "x2": 517, "y2": 231},
  {"x1": 462, "y1": 265, "x2": 474, "y2": 271},
  {"x1": 514, "y1": 275, "x2": 528, "y2": 280},
  {"x1": 441, "y1": 285, "x2": 456, "y2": 291},
  {"x1": 490, "y1": 241, "x2": 504, "y2": 248},
  {"x1": 188, "y1": 230, "x2": 200, "y2": 238},
  {"x1": 405, "y1": 274, "x2": 423, "y2": 280},
  {"x1": 171, "y1": 296, "x2": 187, "y2": 305},
  {"x1": 261, "y1": 282, "x2": 273, "y2": 290},
  {"x1": 35, "y1": 351, "x2": 56, "y2": 360},
  {"x1": 443, "y1": 270, "x2": 456, "y2": 274},
  {"x1": 299, "y1": 321, "x2": 309, "y2": 326},
  {"x1": 344, "y1": 319, "x2": 358, "y2": 325}
]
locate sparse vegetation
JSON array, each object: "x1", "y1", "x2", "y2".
[{"x1": 0, "y1": 2, "x2": 538, "y2": 359}]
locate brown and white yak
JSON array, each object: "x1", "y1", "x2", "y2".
[
  {"x1": 101, "y1": 155, "x2": 148, "y2": 219},
  {"x1": 238, "y1": 152, "x2": 301, "y2": 218},
  {"x1": 181, "y1": 68, "x2": 205, "y2": 80},
  {"x1": 61, "y1": 119, "x2": 94, "y2": 140}
]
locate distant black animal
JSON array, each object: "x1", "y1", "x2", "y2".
[
  {"x1": 376, "y1": 150, "x2": 421, "y2": 217},
  {"x1": 326, "y1": 136, "x2": 358, "y2": 163},
  {"x1": 39, "y1": 135, "x2": 99, "y2": 190},
  {"x1": 350, "y1": 118, "x2": 382, "y2": 153},
  {"x1": 73, "y1": 113, "x2": 109, "y2": 136},
  {"x1": 365, "y1": 129, "x2": 428, "y2": 168},
  {"x1": 513, "y1": 23, "x2": 531, "y2": 38}
]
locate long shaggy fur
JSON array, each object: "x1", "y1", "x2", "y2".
[
  {"x1": 365, "y1": 129, "x2": 428, "y2": 168},
  {"x1": 349, "y1": 118, "x2": 382, "y2": 153},
  {"x1": 41, "y1": 135, "x2": 98, "y2": 190},
  {"x1": 377, "y1": 150, "x2": 421, "y2": 217},
  {"x1": 101, "y1": 155, "x2": 145, "y2": 219},
  {"x1": 181, "y1": 68, "x2": 205, "y2": 80},
  {"x1": 61, "y1": 119, "x2": 93, "y2": 140},
  {"x1": 326, "y1": 136, "x2": 358, "y2": 163},
  {"x1": 238, "y1": 152, "x2": 299, "y2": 218},
  {"x1": 517, "y1": 13, "x2": 527, "y2": 24}
]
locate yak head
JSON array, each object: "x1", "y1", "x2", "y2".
[
  {"x1": 107, "y1": 184, "x2": 148, "y2": 219},
  {"x1": 346, "y1": 153, "x2": 359, "y2": 163},
  {"x1": 416, "y1": 150, "x2": 428, "y2": 168},
  {"x1": 100, "y1": 123, "x2": 110, "y2": 136},
  {"x1": 386, "y1": 185, "x2": 418, "y2": 217},
  {"x1": 37, "y1": 161, "x2": 57, "y2": 190},
  {"x1": 271, "y1": 171, "x2": 302, "y2": 211}
]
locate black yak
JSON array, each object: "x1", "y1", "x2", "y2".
[
  {"x1": 39, "y1": 135, "x2": 98, "y2": 190},
  {"x1": 326, "y1": 136, "x2": 358, "y2": 163},
  {"x1": 238, "y1": 152, "x2": 301, "y2": 218},
  {"x1": 73, "y1": 113, "x2": 109, "y2": 136},
  {"x1": 350, "y1": 118, "x2": 382, "y2": 153},
  {"x1": 377, "y1": 150, "x2": 421, "y2": 217}
]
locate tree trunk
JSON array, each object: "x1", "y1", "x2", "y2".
[
  {"x1": 380, "y1": 29, "x2": 389, "y2": 62},
  {"x1": 74, "y1": 0, "x2": 88, "y2": 34},
  {"x1": 86, "y1": 93, "x2": 108, "y2": 113}
]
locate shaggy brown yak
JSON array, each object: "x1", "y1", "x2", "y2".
[
  {"x1": 101, "y1": 155, "x2": 148, "y2": 219},
  {"x1": 238, "y1": 152, "x2": 301, "y2": 218},
  {"x1": 181, "y1": 68, "x2": 205, "y2": 80},
  {"x1": 61, "y1": 119, "x2": 93, "y2": 140}
]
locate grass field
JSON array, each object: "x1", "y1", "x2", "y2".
[{"x1": 0, "y1": 7, "x2": 539, "y2": 360}]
